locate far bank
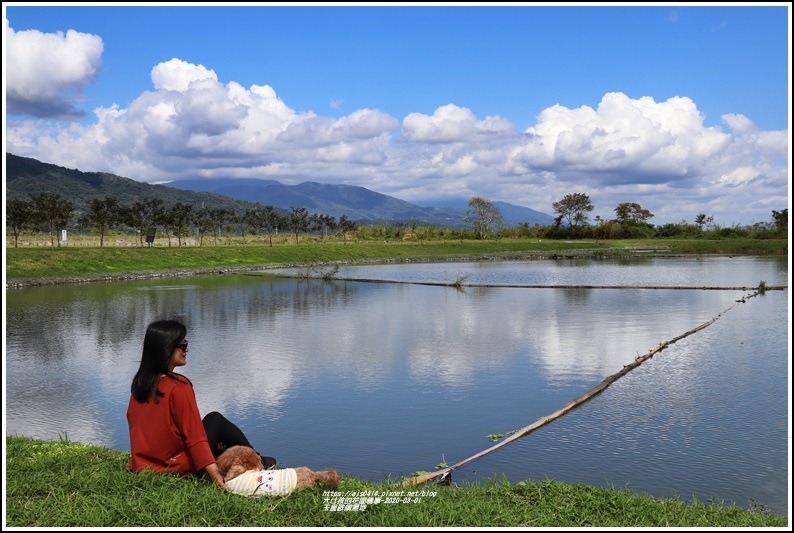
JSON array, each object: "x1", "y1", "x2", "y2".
[{"x1": 5, "y1": 237, "x2": 788, "y2": 288}]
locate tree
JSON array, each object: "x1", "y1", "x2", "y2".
[
  {"x1": 79, "y1": 196, "x2": 121, "y2": 247},
  {"x1": 28, "y1": 192, "x2": 73, "y2": 249},
  {"x1": 254, "y1": 205, "x2": 285, "y2": 247},
  {"x1": 309, "y1": 213, "x2": 337, "y2": 240},
  {"x1": 308, "y1": 213, "x2": 322, "y2": 237},
  {"x1": 240, "y1": 209, "x2": 260, "y2": 239},
  {"x1": 552, "y1": 193, "x2": 594, "y2": 232},
  {"x1": 465, "y1": 196, "x2": 503, "y2": 239},
  {"x1": 164, "y1": 202, "x2": 194, "y2": 246},
  {"x1": 771, "y1": 208, "x2": 787, "y2": 233},
  {"x1": 193, "y1": 206, "x2": 214, "y2": 246},
  {"x1": 695, "y1": 213, "x2": 714, "y2": 230},
  {"x1": 122, "y1": 198, "x2": 165, "y2": 246},
  {"x1": 7, "y1": 198, "x2": 33, "y2": 248},
  {"x1": 211, "y1": 207, "x2": 234, "y2": 244},
  {"x1": 288, "y1": 206, "x2": 309, "y2": 244},
  {"x1": 614, "y1": 202, "x2": 654, "y2": 225},
  {"x1": 321, "y1": 214, "x2": 337, "y2": 239},
  {"x1": 194, "y1": 206, "x2": 233, "y2": 246},
  {"x1": 337, "y1": 214, "x2": 357, "y2": 243}
]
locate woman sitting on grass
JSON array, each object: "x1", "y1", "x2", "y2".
[{"x1": 126, "y1": 319, "x2": 275, "y2": 490}]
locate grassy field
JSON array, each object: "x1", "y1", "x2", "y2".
[
  {"x1": 5, "y1": 236, "x2": 788, "y2": 285},
  {"x1": 5, "y1": 436, "x2": 788, "y2": 528}
]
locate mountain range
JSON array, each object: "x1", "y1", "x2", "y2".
[
  {"x1": 5, "y1": 153, "x2": 554, "y2": 228},
  {"x1": 166, "y1": 177, "x2": 553, "y2": 227}
]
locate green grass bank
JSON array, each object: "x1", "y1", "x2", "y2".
[
  {"x1": 5, "y1": 236, "x2": 788, "y2": 287},
  {"x1": 5, "y1": 436, "x2": 787, "y2": 528}
]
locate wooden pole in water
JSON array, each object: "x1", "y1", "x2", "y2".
[{"x1": 401, "y1": 291, "x2": 760, "y2": 487}]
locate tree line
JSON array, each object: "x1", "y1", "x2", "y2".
[
  {"x1": 467, "y1": 193, "x2": 787, "y2": 242},
  {"x1": 5, "y1": 191, "x2": 788, "y2": 249},
  {"x1": 5, "y1": 193, "x2": 359, "y2": 249}
]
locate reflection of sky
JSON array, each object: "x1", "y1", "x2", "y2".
[
  {"x1": 5, "y1": 259, "x2": 776, "y2": 449},
  {"x1": 270, "y1": 255, "x2": 789, "y2": 288},
  {"x1": 5, "y1": 303, "x2": 142, "y2": 449}
]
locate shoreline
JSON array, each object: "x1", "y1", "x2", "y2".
[
  {"x1": 6, "y1": 264, "x2": 275, "y2": 289},
  {"x1": 4, "y1": 250, "x2": 670, "y2": 289},
  {"x1": 4, "y1": 251, "x2": 588, "y2": 289},
  {"x1": 6, "y1": 245, "x2": 785, "y2": 290}
]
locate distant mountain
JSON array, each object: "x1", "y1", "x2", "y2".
[
  {"x1": 167, "y1": 178, "x2": 555, "y2": 227},
  {"x1": 493, "y1": 201, "x2": 554, "y2": 226},
  {"x1": 5, "y1": 153, "x2": 272, "y2": 218},
  {"x1": 5, "y1": 153, "x2": 555, "y2": 228}
]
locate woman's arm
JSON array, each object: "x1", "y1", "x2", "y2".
[
  {"x1": 205, "y1": 462, "x2": 227, "y2": 490},
  {"x1": 168, "y1": 379, "x2": 219, "y2": 474}
]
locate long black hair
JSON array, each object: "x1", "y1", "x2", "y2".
[{"x1": 131, "y1": 319, "x2": 188, "y2": 403}]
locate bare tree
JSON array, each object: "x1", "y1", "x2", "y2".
[{"x1": 466, "y1": 196, "x2": 503, "y2": 239}]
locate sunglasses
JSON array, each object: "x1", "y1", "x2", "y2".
[{"x1": 176, "y1": 340, "x2": 188, "y2": 350}]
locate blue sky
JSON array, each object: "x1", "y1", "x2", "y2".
[{"x1": 3, "y1": 3, "x2": 791, "y2": 226}]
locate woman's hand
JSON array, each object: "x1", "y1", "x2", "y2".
[{"x1": 205, "y1": 462, "x2": 227, "y2": 491}]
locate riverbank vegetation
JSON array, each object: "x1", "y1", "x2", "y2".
[
  {"x1": 5, "y1": 235, "x2": 787, "y2": 286},
  {"x1": 5, "y1": 436, "x2": 787, "y2": 528}
]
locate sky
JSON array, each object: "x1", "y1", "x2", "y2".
[{"x1": 2, "y1": 2, "x2": 791, "y2": 226}]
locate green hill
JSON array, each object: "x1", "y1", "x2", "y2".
[{"x1": 5, "y1": 153, "x2": 273, "y2": 219}]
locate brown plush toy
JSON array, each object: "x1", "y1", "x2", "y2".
[{"x1": 216, "y1": 445, "x2": 340, "y2": 498}]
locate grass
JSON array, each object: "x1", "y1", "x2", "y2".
[
  {"x1": 5, "y1": 436, "x2": 788, "y2": 528},
  {"x1": 5, "y1": 235, "x2": 788, "y2": 284}
]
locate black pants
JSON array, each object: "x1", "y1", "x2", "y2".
[
  {"x1": 202, "y1": 411, "x2": 276, "y2": 468},
  {"x1": 202, "y1": 411, "x2": 253, "y2": 458}
]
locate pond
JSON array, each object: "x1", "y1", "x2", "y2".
[{"x1": 4, "y1": 255, "x2": 790, "y2": 516}]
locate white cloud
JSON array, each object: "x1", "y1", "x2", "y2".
[
  {"x1": 4, "y1": 17, "x2": 103, "y2": 119},
  {"x1": 402, "y1": 104, "x2": 514, "y2": 143},
  {"x1": 717, "y1": 166, "x2": 760, "y2": 187},
  {"x1": 518, "y1": 93, "x2": 731, "y2": 182},
  {"x1": 722, "y1": 113, "x2": 757, "y2": 134},
  {"x1": 3, "y1": 24, "x2": 789, "y2": 227},
  {"x1": 278, "y1": 108, "x2": 397, "y2": 145},
  {"x1": 150, "y1": 58, "x2": 218, "y2": 92}
]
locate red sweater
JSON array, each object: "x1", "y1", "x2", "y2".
[{"x1": 127, "y1": 374, "x2": 216, "y2": 474}]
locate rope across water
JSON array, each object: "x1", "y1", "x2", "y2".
[
  {"x1": 273, "y1": 269, "x2": 785, "y2": 486},
  {"x1": 400, "y1": 287, "x2": 779, "y2": 487}
]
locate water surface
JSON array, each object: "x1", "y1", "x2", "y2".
[{"x1": 4, "y1": 255, "x2": 789, "y2": 515}]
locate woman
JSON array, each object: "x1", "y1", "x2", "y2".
[{"x1": 127, "y1": 319, "x2": 275, "y2": 490}]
